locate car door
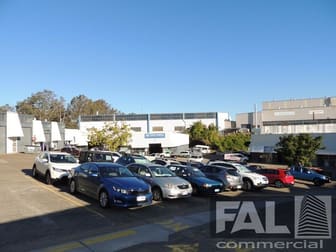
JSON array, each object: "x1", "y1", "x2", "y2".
[
  {"x1": 76, "y1": 163, "x2": 90, "y2": 194},
  {"x1": 138, "y1": 165, "x2": 154, "y2": 185},
  {"x1": 36, "y1": 152, "x2": 49, "y2": 175},
  {"x1": 85, "y1": 164, "x2": 101, "y2": 198},
  {"x1": 291, "y1": 166, "x2": 307, "y2": 180}
]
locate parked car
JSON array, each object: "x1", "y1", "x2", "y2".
[
  {"x1": 61, "y1": 146, "x2": 80, "y2": 157},
  {"x1": 127, "y1": 163, "x2": 192, "y2": 201},
  {"x1": 224, "y1": 153, "x2": 249, "y2": 164},
  {"x1": 116, "y1": 154, "x2": 150, "y2": 166},
  {"x1": 188, "y1": 154, "x2": 203, "y2": 163},
  {"x1": 32, "y1": 151, "x2": 79, "y2": 184},
  {"x1": 289, "y1": 165, "x2": 330, "y2": 186},
  {"x1": 200, "y1": 165, "x2": 243, "y2": 190},
  {"x1": 79, "y1": 150, "x2": 119, "y2": 163},
  {"x1": 255, "y1": 168, "x2": 294, "y2": 187},
  {"x1": 69, "y1": 162, "x2": 152, "y2": 208},
  {"x1": 207, "y1": 161, "x2": 269, "y2": 191},
  {"x1": 151, "y1": 158, "x2": 181, "y2": 166},
  {"x1": 167, "y1": 164, "x2": 223, "y2": 195}
]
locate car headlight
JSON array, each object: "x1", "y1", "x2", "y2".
[
  {"x1": 112, "y1": 186, "x2": 128, "y2": 194},
  {"x1": 202, "y1": 183, "x2": 212, "y2": 188},
  {"x1": 165, "y1": 183, "x2": 174, "y2": 189},
  {"x1": 226, "y1": 175, "x2": 234, "y2": 181},
  {"x1": 53, "y1": 167, "x2": 66, "y2": 173}
]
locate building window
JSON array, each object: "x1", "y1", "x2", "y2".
[
  {"x1": 131, "y1": 127, "x2": 141, "y2": 132},
  {"x1": 174, "y1": 126, "x2": 185, "y2": 132},
  {"x1": 152, "y1": 126, "x2": 163, "y2": 132}
]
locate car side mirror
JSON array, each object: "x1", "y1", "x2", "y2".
[{"x1": 42, "y1": 158, "x2": 48, "y2": 163}]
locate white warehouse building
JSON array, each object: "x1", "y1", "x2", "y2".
[{"x1": 79, "y1": 112, "x2": 230, "y2": 153}]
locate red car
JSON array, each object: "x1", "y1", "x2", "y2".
[{"x1": 256, "y1": 168, "x2": 294, "y2": 188}]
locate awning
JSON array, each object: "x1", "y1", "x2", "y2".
[
  {"x1": 6, "y1": 112, "x2": 24, "y2": 137},
  {"x1": 33, "y1": 119, "x2": 46, "y2": 142},
  {"x1": 51, "y1": 122, "x2": 62, "y2": 141}
]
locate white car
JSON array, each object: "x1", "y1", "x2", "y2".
[
  {"x1": 32, "y1": 151, "x2": 79, "y2": 184},
  {"x1": 207, "y1": 161, "x2": 269, "y2": 191}
]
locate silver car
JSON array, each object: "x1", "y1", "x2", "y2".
[{"x1": 127, "y1": 163, "x2": 192, "y2": 201}]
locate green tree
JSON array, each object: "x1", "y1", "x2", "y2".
[
  {"x1": 87, "y1": 122, "x2": 131, "y2": 151},
  {"x1": 188, "y1": 121, "x2": 208, "y2": 145},
  {"x1": 0, "y1": 104, "x2": 15, "y2": 112},
  {"x1": 16, "y1": 90, "x2": 65, "y2": 122},
  {"x1": 65, "y1": 95, "x2": 119, "y2": 128},
  {"x1": 275, "y1": 133, "x2": 323, "y2": 166},
  {"x1": 188, "y1": 121, "x2": 250, "y2": 152}
]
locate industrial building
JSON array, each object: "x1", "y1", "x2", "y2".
[
  {"x1": 0, "y1": 111, "x2": 230, "y2": 155},
  {"x1": 79, "y1": 112, "x2": 230, "y2": 154},
  {"x1": 0, "y1": 111, "x2": 73, "y2": 154},
  {"x1": 237, "y1": 97, "x2": 336, "y2": 171}
]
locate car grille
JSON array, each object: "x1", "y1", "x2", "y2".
[
  {"x1": 129, "y1": 189, "x2": 149, "y2": 195},
  {"x1": 177, "y1": 184, "x2": 189, "y2": 189}
]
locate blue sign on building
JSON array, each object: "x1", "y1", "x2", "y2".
[{"x1": 144, "y1": 133, "x2": 166, "y2": 139}]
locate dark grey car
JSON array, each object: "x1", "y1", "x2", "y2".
[
  {"x1": 127, "y1": 163, "x2": 192, "y2": 201},
  {"x1": 200, "y1": 165, "x2": 243, "y2": 190}
]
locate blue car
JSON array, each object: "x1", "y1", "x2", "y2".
[
  {"x1": 69, "y1": 162, "x2": 152, "y2": 208},
  {"x1": 167, "y1": 164, "x2": 223, "y2": 195}
]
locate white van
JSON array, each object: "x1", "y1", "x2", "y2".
[{"x1": 194, "y1": 145, "x2": 210, "y2": 154}]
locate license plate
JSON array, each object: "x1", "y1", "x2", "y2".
[
  {"x1": 214, "y1": 188, "x2": 220, "y2": 192},
  {"x1": 181, "y1": 191, "x2": 188, "y2": 195},
  {"x1": 136, "y1": 196, "x2": 146, "y2": 202}
]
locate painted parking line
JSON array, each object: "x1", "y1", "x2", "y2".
[
  {"x1": 46, "y1": 241, "x2": 84, "y2": 252},
  {"x1": 156, "y1": 219, "x2": 190, "y2": 232},
  {"x1": 25, "y1": 174, "x2": 105, "y2": 218},
  {"x1": 83, "y1": 229, "x2": 136, "y2": 245},
  {"x1": 46, "y1": 229, "x2": 136, "y2": 252}
]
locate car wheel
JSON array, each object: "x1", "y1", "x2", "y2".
[
  {"x1": 243, "y1": 179, "x2": 252, "y2": 191},
  {"x1": 32, "y1": 166, "x2": 37, "y2": 178},
  {"x1": 192, "y1": 185, "x2": 199, "y2": 195},
  {"x1": 69, "y1": 179, "x2": 77, "y2": 194},
  {"x1": 45, "y1": 171, "x2": 52, "y2": 185},
  {"x1": 275, "y1": 180, "x2": 284, "y2": 188},
  {"x1": 313, "y1": 178, "x2": 323, "y2": 186},
  {"x1": 152, "y1": 187, "x2": 163, "y2": 201},
  {"x1": 99, "y1": 190, "x2": 110, "y2": 208}
]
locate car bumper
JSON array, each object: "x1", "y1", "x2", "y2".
[
  {"x1": 254, "y1": 181, "x2": 269, "y2": 188},
  {"x1": 197, "y1": 186, "x2": 222, "y2": 194},
  {"x1": 162, "y1": 188, "x2": 192, "y2": 199},
  {"x1": 111, "y1": 193, "x2": 153, "y2": 208},
  {"x1": 51, "y1": 170, "x2": 71, "y2": 180},
  {"x1": 227, "y1": 182, "x2": 243, "y2": 190}
]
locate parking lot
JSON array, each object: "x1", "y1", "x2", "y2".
[{"x1": 1, "y1": 153, "x2": 336, "y2": 252}]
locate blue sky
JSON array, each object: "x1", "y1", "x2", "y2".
[{"x1": 0, "y1": 0, "x2": 335, "y2": 119}]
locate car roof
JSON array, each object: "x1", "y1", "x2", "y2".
[
  {"x1": 84, "y1": 162, "x2": 126, "y2": 168},
  {"x1": 45, "y1": 151, "x2": 72, "y2": 155}
]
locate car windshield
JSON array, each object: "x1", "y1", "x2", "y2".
[
  {"x1": 234, "y1": 164, "x2": 252, "y2": 173},
  {"x1": 226, "y1": 169, "x2": 240, "y2": 176},
  {"x1": 100, "y1": 166, "x2": 134, "y2": 177},
  {"x1": 134, "y1": 156, "x2": 149, "y2": 164},
  {"x1": 150, "y1": 166, "x2": 175, "y2": 177},
  {"x1": 188, "y1": 167, "x2": 205, "y2": 177},
  {"x1": 50, "y1": 154, "x2": 77, "y2": 163}
]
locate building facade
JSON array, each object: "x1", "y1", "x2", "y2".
[
  {"x1": 0, "y1": 112, "x2": 68, "y2": 154},
  {"x1": 79, "y1": 112, "x2": 230, "y2": 153},
  {"x1": 246, "y1": 97, "x2": 336, "y2": 172}
]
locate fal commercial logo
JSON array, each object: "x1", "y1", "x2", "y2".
[
  {"x1": 212, "y1": 195, "x2": 332, "y2": 239},
  {"x1": 295, "y1": 195, "x2": 331, "y2": 239}
]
